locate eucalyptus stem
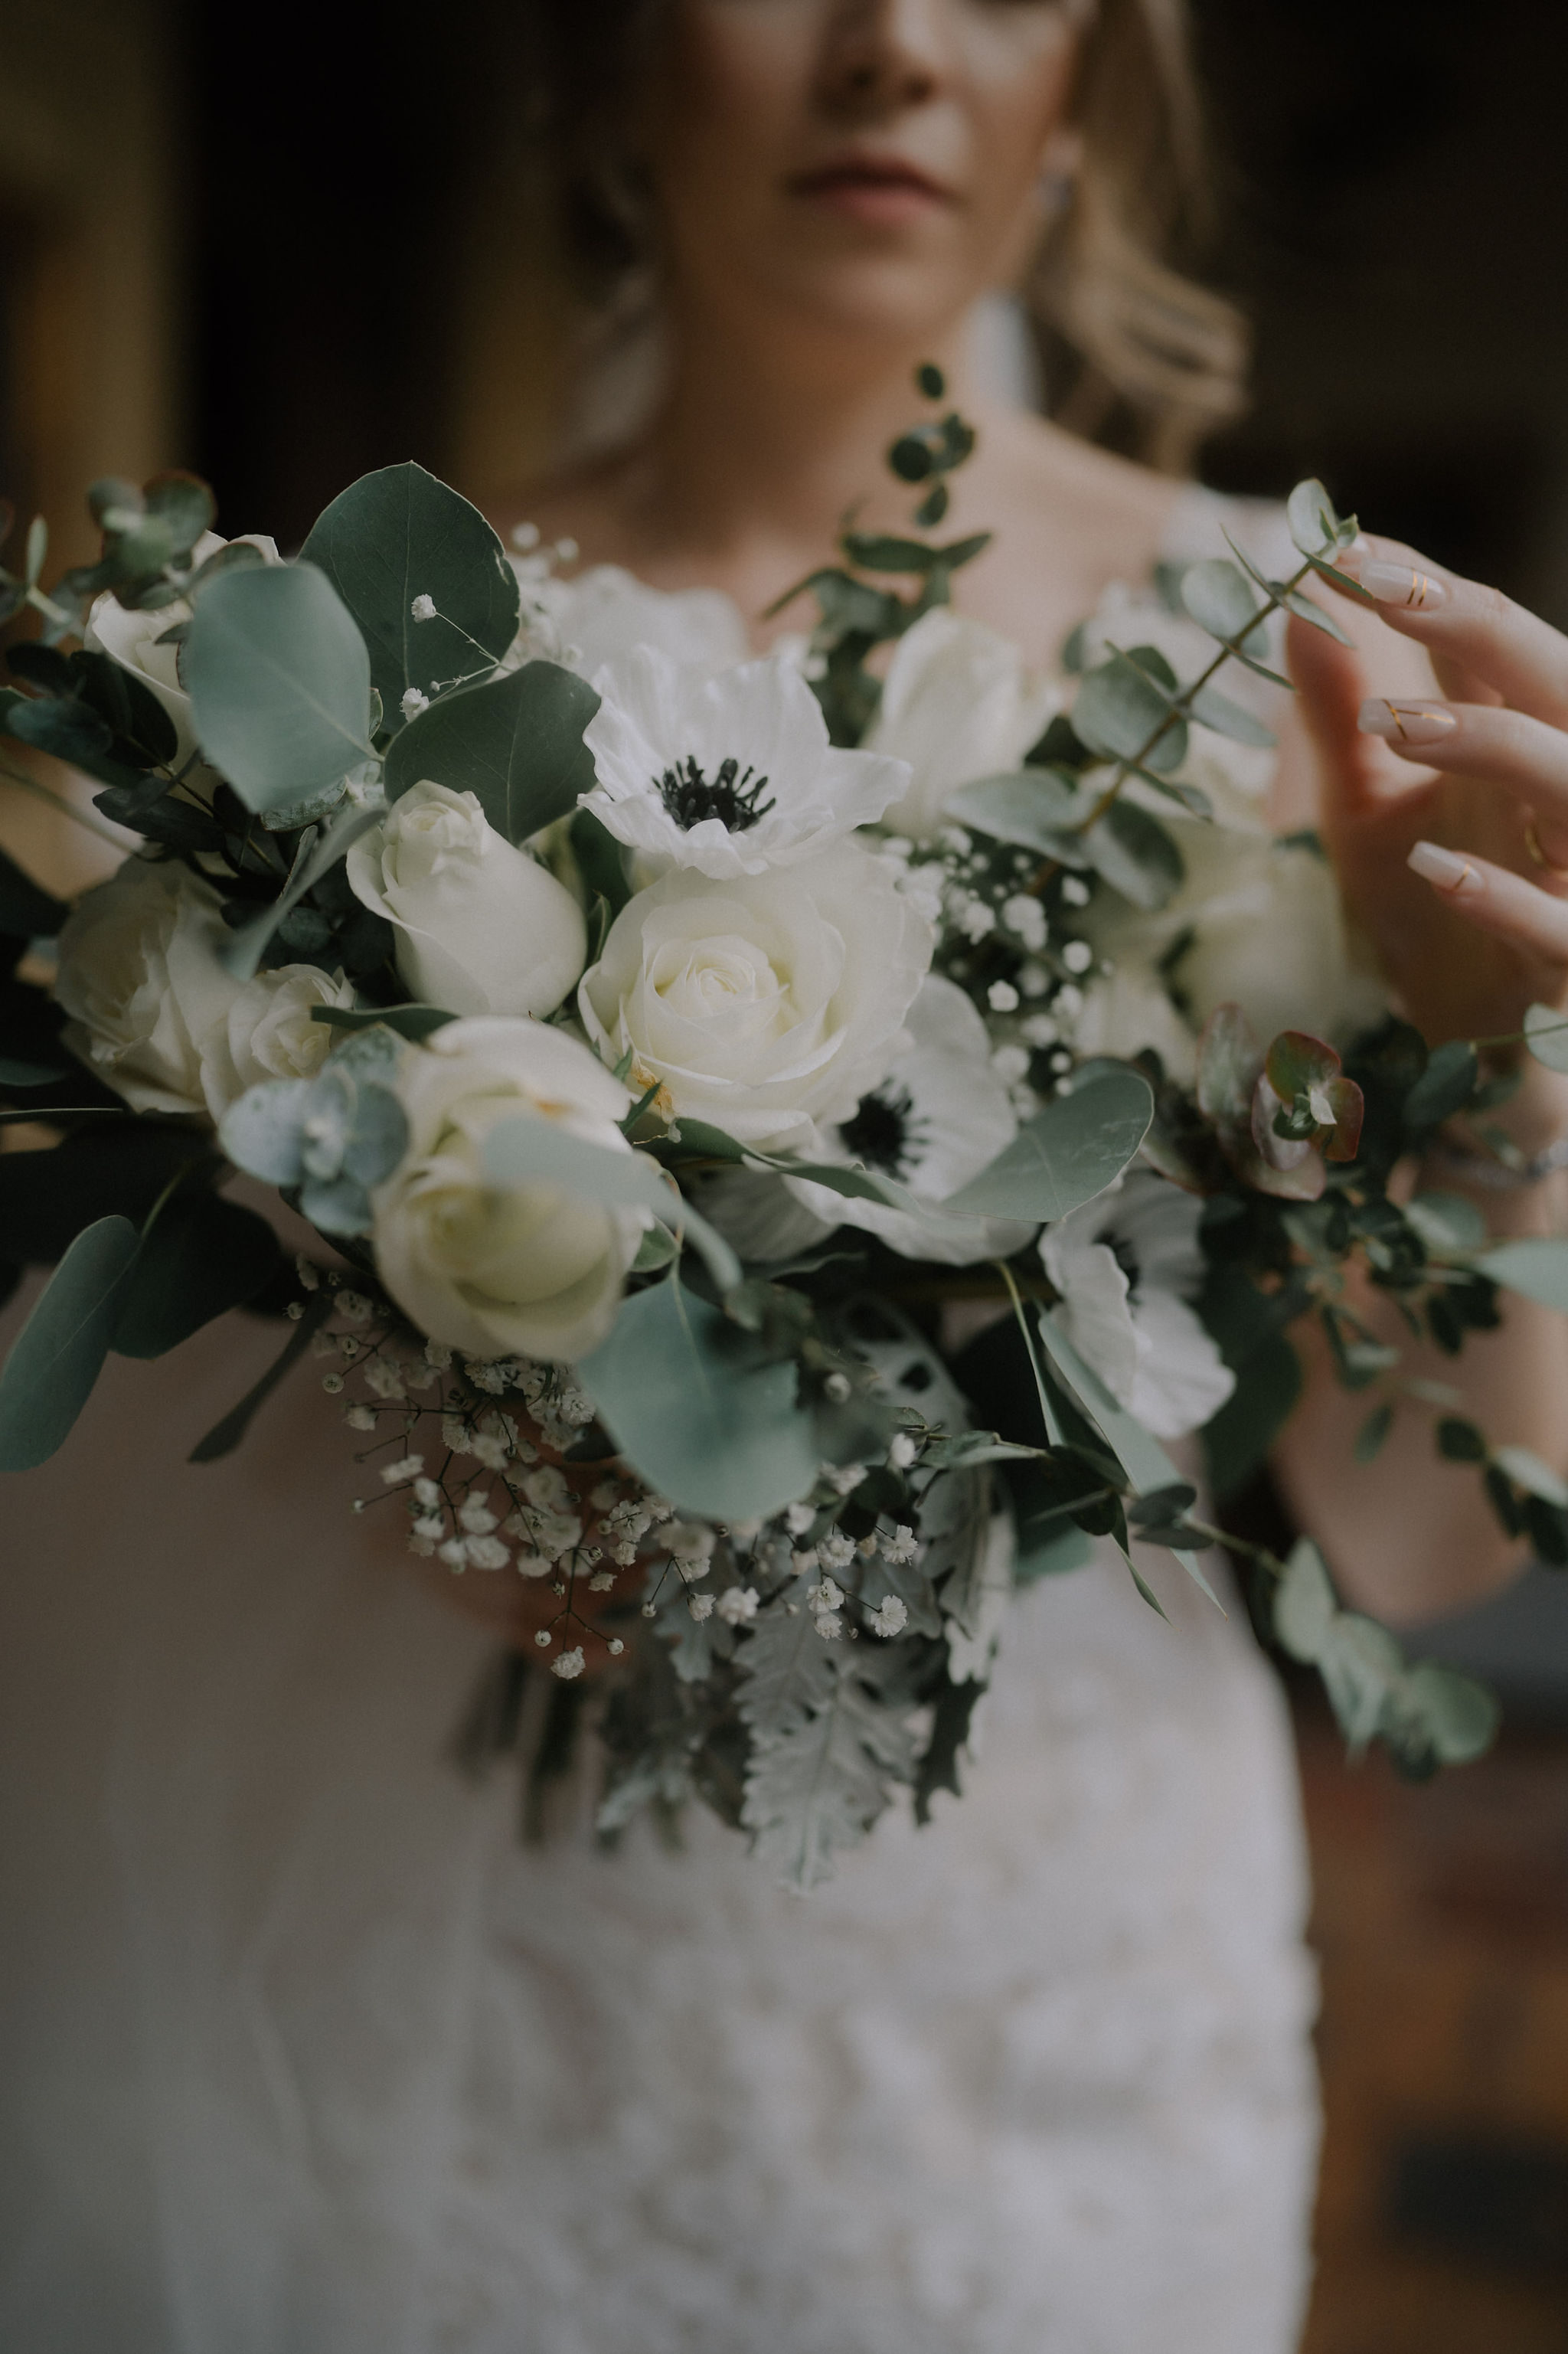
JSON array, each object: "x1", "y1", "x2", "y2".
[{"x1": 1030, "y1": 554, "x2": 1321, "y2": 894}]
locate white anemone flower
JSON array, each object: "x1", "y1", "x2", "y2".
[
  {"x1": 1038, "y1": 1172, "x2": 1235, "y2": 1440},
  {"x1": 579, "y1": 646, "x2": 910, "y2": 879},
  {"x1": 784, "y1": 976, "x2": 1035, "y2": 1266}
]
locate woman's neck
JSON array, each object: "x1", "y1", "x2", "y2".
[{"x1": 607, "y1": 299, "x2": 1003, "y2": 586}]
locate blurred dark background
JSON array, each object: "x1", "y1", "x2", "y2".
[{"x1": 5, "y1": 4, "x2": 1568, "y2": 2345}]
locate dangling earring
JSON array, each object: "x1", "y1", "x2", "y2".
[{"x1": 1035, "y1": 128, "x2": 1083, "y2": 226}]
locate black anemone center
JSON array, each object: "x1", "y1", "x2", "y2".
[
  {"x1": 1109, "y1": 1234, "x2": 1142, "y2": 1299},
  {"x1": 838, "y1": 1084, "x2": 929, "y2": 1179},
  {"x1": 657, "y1": 754, "x2": 776, "y2": 832}
]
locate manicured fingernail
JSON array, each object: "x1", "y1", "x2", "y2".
[
  {"x1": 1408, "y1": 840, "x2": 1483, "y2": 895},
  {"x1": 1361, "y1": 561, "x2": 1448, "y2": 612},
  {"x1": 1358, "y1": 698, "x2": 1459, "y2": 745}
]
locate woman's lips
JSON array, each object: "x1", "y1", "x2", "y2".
[{"x1": 788, "y1": 159, "x2": 956, "y2": 227}]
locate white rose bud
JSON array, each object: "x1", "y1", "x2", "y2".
[
  {"x1": 372, "y1": 1015, "x2": 645, "y2": 1362},
  {"x1": 222, "y1": 962, "x2": 357, "y2": 1098},
  {"x1": 346, "y1": 780, "x2": 586, "y2": 1019},
  {"x1": 577, "y1": 842, "x2": 932, "y2": 1153},
  {"x1": 85, "y1": 531, "x2": 282, "y2": 770},
  {"x1": 866, "y1": 607, "x2": 1060, "y2": 842}
]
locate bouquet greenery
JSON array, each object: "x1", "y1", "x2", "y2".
[{"x1": 2, "y1": 368, "x2": 1555, "y2": 1885}]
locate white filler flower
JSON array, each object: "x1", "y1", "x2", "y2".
[
  {"x1": 784, "y1": 976, "x2": 1034, "y2": 1264},
  {"x1": 373, "y1": 1016, "x2": 645, "y2": 1363},
  {"x1": 578, "y1": 842, "x2": 931, "y2": 1153},
  {"x1": 514, "y1": 564, "x2": 751, "y2": 681},
  {"x1": 866, "y1": 607, "x2": 1060, "y2": 842},
  {"x1": 1039, "y1": 1172, "x2": 1235, "y2": 1441},
  {"x1": 580, "y1": 646, "x2": 909, "y2": 879},
  {"x1": 346, "y1": 781, "x2": 586, "y2": 1019},
  {"x1": 53, "y1": 853, "x2": 351, "y2": 1121}
]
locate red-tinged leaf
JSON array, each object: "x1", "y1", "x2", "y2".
[
  {"x1": 1252, "y1": 1074, "x2": 1315, "y2": 1171},
  {"x1": 1266, "y1": 1028, "x2": 1341, "y2": 1102},
  {"x1": 1218, "y1": 1126, "x2": 1328, "y2": 1202},
  {"x1": 1197, "y1": 1003, "x2": 1261, "y2": 1128},
  {"x1": 1321, "y1": 1076, "x2": 1365, "y2": 1162}
]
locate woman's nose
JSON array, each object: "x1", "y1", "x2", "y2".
[{"x1": 815, "y1": 0, "x2": 949, "y2": 117}]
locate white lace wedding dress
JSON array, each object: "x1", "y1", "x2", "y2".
[{"x1": 0, "y1": 493, "x2": 1320, "y2": 2354}]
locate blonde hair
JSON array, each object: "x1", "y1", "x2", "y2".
[
  {"x1": 530, "y1": 0, "x2": 1246, "y2": 476},
  {"x1": 1034, "y1": 0, "x2": 1250, "y2": 472}
]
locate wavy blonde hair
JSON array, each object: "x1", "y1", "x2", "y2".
[{"x1": 530, "y1": 0, "x2": 1246, "y2": 475}]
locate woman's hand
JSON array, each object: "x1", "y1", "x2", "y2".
[{"x1": 1288, "y1": 535, "x2": 1568, "y2": 1100}]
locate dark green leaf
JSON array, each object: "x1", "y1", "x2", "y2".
[
  {"x1": 1436, "y1": 1415, "x2": 1488, "y2": 1463},
  {"x1": 1081, "y1": 797, "x2": 1184, "y2": 911},
  {"x1": 1187, "y1": 682, "x2": 1276, "y2": 748},
  {"x1": 299, "y1": 461, "x2": 521, "y2": 724},
  {"x1": 1203, "y1": 1331, "x2": 1302, "y2": 1500},
  {"x1": 383, "y1": 659, "x2": 599, "y2": 845},
  {"x1": 915, "y1": 361, "x2": 945, "y2": 399},
  {"x1": 0, "y1": 1215, "x2": 139, "y2": 1468},
  {"x1": 1354, "y1": 1401, "x2": 1394, "y2": 1463},
  {"x1": 0, "y1": 845, "x2": 67, "y2": 938},
  {"x1": 183, "y1": 561, "x2": 372, "y2": 816},
  {"x1": 188, "y1": 1287, "x2": 335, "y2": 1461},
  {"x1": 841, "y1": 533, "x2": 940, "y2": 574},
  {"x1": 942, "y1": 767, "x2": 1083, "y2": 853},
  {"x1": 310, "y1": 1002, "x2": 456, "y2": 1043},
  {"x1": 1476, "y1": 1237, "x2": 1568, "y2": 1313},
  {"x1": 0, "y1": 1128, "x2": 211, "y2": 1264},
  {"x1": 1402, "y1": 1038, "x2": 1478, "y2": 1129},
  {"x1": 112, "y1": 1194, "x2": 284, "y2": 1358}
]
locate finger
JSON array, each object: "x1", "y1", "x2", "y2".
[
  {"x1": 1288, "y1": 612, "x2": 1439, "y2": 828},
  {"x1": 1359, "y1": 698, "x2": 1568, "y2": 846},
  {"x1": 1334, "y1": 536, "x2": 1568, "y2": 730},
  {"x1": 1407, "y1": 840, "x2": 1568, "y2": 961}
]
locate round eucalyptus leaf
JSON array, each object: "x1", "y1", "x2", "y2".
[
  {"x1": 1272, "y1": 1537, "x2": 1336, "y2": 1664},
  {"x1": 299, "y1": 462, "x2": 521, "y2": 724},
  {"x1": 184, "y1": 562, "x2": 372, "y2": 816},
  {"x1": 383, "y1": 660, "x2": 601, "y2": 845},
  {"x1": 1404, "y1": 1661, "x2": 1500, "y2": 1764},
  {"x1": 942, "y1": 1067, "x2": 1153, "y2": 1224},
  {"x1": 579, "y1": 1280, "x2": 819, "y2": 1522}
]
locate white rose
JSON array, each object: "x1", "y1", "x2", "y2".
[
  {"x1": 54, "y1": 855, "x2": 241, "y2": 1119},
  {"x1": 54, "y1": 851, "x2": 361, "y2": 1121},
  {"x1": 865, "y1": 607, "x2": 1061, "y2": 842},
  {"x1": 223, "y1": 963, "x2": 356, "y2": 1097},
  {"x1": 85, "y1": 531, "x2": 282, "y2": 770},
  {"x1": 1085, "y1": 817, "x2": 1387, "y2": 1062},
  {"x1": 345, "y1": 781, "x2": 586, "y2": 1018},
  {"x1": 577, "y1": 843, "x2": 932, "y2": 1152},
  {"x1": 372, "y1": 1015, "x2": 644, "y2": 1362}
]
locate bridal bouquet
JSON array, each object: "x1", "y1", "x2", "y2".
[{"x1": 2, "y1": 373, "x2": 1556, "y2": 1882}]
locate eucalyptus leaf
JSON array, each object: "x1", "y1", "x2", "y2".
[
  {"x1": 942, "y1": 768, "x2": 1086, "y2": 856},
  {"x1": 578, "y1": 1280, "x2": 819, "y2": 1521},
  {"x1": 942, "y1": 1067, "x2": 1152, "y2": 1222},
  {"x1": 1402, "y1": 1038, "x2": 1478, "y2": 1129},
  {"x1": 1081, "y1": 798, "x2": 1184, "y2": 911},
  {"x1": 188, "y1": 1288, "x2": 335, "y2": 1461},
  {"x1": 1073, "y1": 652, "x2": 1185, "y2": 774},
  {"x1": 299, "y1": 462, "x2": 521, "y2": 725},
  {"x1": 1476, "y1": 1237, "x2": 1568, "y2": 1312},
  {"x1": 0, "y1": 1215, "x2": 139, "y2": 1469},
  {"x1": 1180, "y1": 557, "x2": 1266, "y2": 651},
  {"x1": 220, "y1": 801, "x2": 382, "y2": 981},
  {"x1": 383, "y1": 660, "x2": 600, "y2": 845},
  {"x1": 1491, "y1": 1443, "x2": 1568, "y2": 1508},
  {"x1": 1286, "y1": 478, "x2": 1342, "y2": 560},
  {"x1": 1403, "y1": 1662, "x2": 1500, "y2": 1764},
  {"x1": 1187, "y1": 683, "x2": 1276, "y2": 749},
  {"x1": 1272, "y1": 1536, "x2": 1337, "y2": 1663},
  {"x1": 1403, "y1": 1192, "x2": 1488, "y2": 1258},
  {"x1": 311, "y1": 1002, "x2": 456, "y2": 1044},
  {"x1": 1524, "y1": 1002, "x2": 1568, "y2": 1074},
  {"x1": 111, "y1": 1194, "x2": 284, "y2": 1358},
  {"x1": 482, "y1": 1113, "x2": 741, "y2": 1293},
  {"x1": 183, "y1": 561, "x2": 372, "y2": 816}
]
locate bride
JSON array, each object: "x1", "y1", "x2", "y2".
[{"x1": 5, "y1": 0, "x2": 1568, "y2": 2347}]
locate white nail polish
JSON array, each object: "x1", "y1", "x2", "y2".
[
  {"x1": 1358, "y1": 699, "x2": 1459, "y2": 745},
  {"x1": 1362, "y1": 562, "x2": 1448, "y2": 613},
  {"x1": 1408, "y1": 840, "x2": 1482, "y2": 894}
]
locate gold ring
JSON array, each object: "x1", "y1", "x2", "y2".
[{"x1": 1524, "y1": 817, "x2": 1568, "y2": 878}]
